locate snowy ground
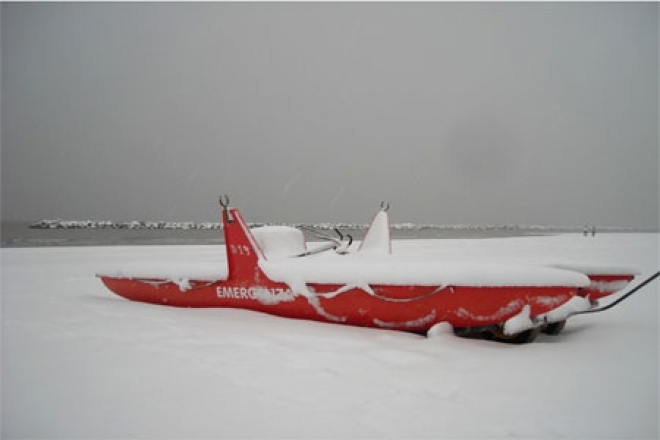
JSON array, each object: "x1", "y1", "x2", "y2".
[{"x1": 2, "y1": 233, "x2": 658, "y2": 439}]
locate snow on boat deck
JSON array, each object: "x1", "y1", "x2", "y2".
[
  {"x1": 98, "y1": 253, "x2": 591, "y2": 287},
  {"x1": 97, "y1": 232, "x2": 595, "y2": 287},
  {"x1": 259, "y1": 254, "x2": 591, "y2": 287}
]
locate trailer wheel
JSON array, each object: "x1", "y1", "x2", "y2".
[
  {"x1": 489, "y1": 327, "x2": 541, "y2": 344},
  {"x1": 452, "y1": 327, "x2": 470, "y2": 337},
  {"x1": 542, "y1": 320, "x2": 567, "y2": 335},
  {"x1": 452, "y1": 326, "x2": 493, "y2": 340}
]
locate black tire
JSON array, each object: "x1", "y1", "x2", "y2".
[
  {"x1": 543, "y1": 320, "x2": 567, "y2": 335},
  {"x1": 490, "y1": 327, "x2": 541, "y2": 344},
  {"x1": 452, "y1": 326, "x2": 493, "y2": 340},
  {"x1": 452, "y1": 327, "x2": 470, "y2": 337}
]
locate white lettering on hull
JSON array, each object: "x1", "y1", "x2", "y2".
[{"x1": 215, "y1": 286, "x2": 294, "y2": 304}]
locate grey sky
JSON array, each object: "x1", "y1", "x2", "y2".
[{"x1": 2, "y1": 2, "x2": 658, "y2": 228}]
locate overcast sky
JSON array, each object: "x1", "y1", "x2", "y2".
[{"x1": 2, "y1": 2, "x2": 658, "y2": 228}]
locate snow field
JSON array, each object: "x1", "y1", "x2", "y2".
[{"x1": 2, "y1": 233, "x2": 658, "y2": 439}]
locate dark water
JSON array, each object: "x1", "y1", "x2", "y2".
[{"x1": 1, "y1": 222, "x2": 547, "y2": 248}]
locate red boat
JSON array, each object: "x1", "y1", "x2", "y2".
[{"x1": 98, "y1": 197, "x2": 648, "y2": 343}]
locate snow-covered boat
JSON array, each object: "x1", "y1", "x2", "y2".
[{"x1": 98, "y1": 197, "x2": 649, "y2": 343}]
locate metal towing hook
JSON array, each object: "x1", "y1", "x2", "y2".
[{"x1": 218, "y1": 195, "x2": 232, "y2": 222}]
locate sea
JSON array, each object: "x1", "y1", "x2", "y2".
[{"x1": 0, "y1": 221, "x2": 554, "y2": 248}]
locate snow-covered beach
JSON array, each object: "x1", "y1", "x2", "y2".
[{"x1": 2, "y1": 233, "x2": 658, "y2": 439}]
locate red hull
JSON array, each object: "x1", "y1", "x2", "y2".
[
  {"x1": 581, "y1": 274, "x2": 635, "y2": 301},
  {"x1": 100, "y1": 276, "x2": 577, "y2": 332}
]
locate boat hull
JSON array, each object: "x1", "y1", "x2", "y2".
[{"x1": 100, "y1": 275, "x2": 578, "y2": 332}]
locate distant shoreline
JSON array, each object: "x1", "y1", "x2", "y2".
[
  {"x1": 2, "y1": 221, "x2": 656, "y2": 248},
  {"x1": 25, "y1": 219, "x2": 649, "y2": 233}
]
